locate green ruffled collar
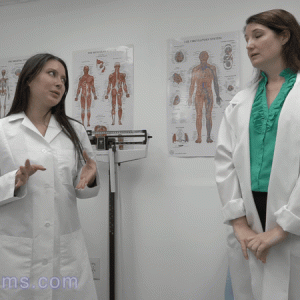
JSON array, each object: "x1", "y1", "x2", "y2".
[
  {"x1": 251, "y1": 68, "x2": 297, "y2": 133},
  {"x1": 260, "y1": 68, "x2": 296, "y2": 82}
]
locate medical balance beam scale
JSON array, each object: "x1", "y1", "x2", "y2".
[{"x1": 87, "y1": 130, "x2": 152, "y2": 300}]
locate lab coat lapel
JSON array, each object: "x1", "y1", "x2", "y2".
[
  {"x1": 7, "y1": 112, "x2": 40, "y2": 138},
  {"x1": 44, "y1": 115, "x2": 62, "y2": 144},
  {"x1": 21, "y1": 113, "x2": 44, "y2": 137},
  {"x1": 232, "y1": 86, "x2": 267, "y2": 298},
  {"x1": 231, "y1": 88, "x2": 254, "y2": 186},
  {"x1": 11, "y1": 113, "x2": 62, "y2": 144},
  {"x1": 231, "y1": 85, "x2": 263, "y2": 231},
  {"x1": 267, "y1": 73, "x2": 300, "y2": 220}
]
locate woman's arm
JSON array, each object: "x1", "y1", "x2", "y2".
[
  {"x1": 215, "y1": 104, "x2": 246, "y2": 224},
  {"x1": 73, "y1": 123, "x2": 100, "y2": 199}
]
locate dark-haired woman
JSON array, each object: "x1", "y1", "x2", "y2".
[
  {"x1": 0, "y1": 53, "x2": 100, "y2": 299},
  {"x1": 215, "y1": 9, "x2": 300, "y2": 299}
]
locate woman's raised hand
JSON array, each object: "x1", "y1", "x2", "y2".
[
  {"x1": 15, "y1": 159, "x2": 46, "y2": 190},
  {"x1": 76, "y1": 150, "x2": 97, "y2": 190}
]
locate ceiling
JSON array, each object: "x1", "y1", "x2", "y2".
[{"x1": 0, "y1": 0, "x2": 39, "y2": 6}]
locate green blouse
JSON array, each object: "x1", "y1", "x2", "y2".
[{"x1": 249, "y1": 68, "x2": 297, "y2": 192}]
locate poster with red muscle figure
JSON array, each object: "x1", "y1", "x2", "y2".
[{"x1": 72, "y1": 45, "x2": 134, "y2": 132}]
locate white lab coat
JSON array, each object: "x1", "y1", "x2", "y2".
[
  {"x1": 0, "y1": 112, "x2": 100, "y2": 299},
  {"x1": 215, "y1": 72, "x2": 300, "y2": 300}
]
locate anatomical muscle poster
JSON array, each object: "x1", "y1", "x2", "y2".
[
  {"x1": 72, "y1": 45, "x2": 134, "y2": 132},
  {"x1": 167, "y1": 31, "x2": 241, "y2": 157}
]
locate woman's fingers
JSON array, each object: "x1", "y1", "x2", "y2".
[
  {"x1": 240, "y1": 241, "x2": 249, "y2": 260},
  {"x1": 15, "y1": 168, "x2": 27, "y2": 189},
  {"x1": 24, "y1": 159, "x2": 46, "y2": 176},
  {"x1": 31, "y1": 164, "x2": 46, "y2": 174},
  {"x1": 19, "y1": 166, "x2": 29, "y2": 179},
  {"x1": 259, "y1": 249, "x2": 269, "y2": 263},
  {"x1": 15, "y1": 178, "x2": 22, "y2": 189},
  {"x1": 24, "y1": 159, "x2": 31, "y2": 172},
  {"x1": 247, "y1": 237, "x2": 270, "y2": 261},
  {"x1": 76, "y1": 179, "x2": 88, "y2": 190},
  {"x1": 248, "y1": 240, "x2": 260, "y2": 252}
]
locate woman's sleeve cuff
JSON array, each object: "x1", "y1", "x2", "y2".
[
  {"x1": 0, "y1": 170, "x2": 27, "y2": 206},
  {"x1": 275, "y1": 205, "x2": 300, "y2": 235},
  {"x1": 222, "y1": 198, "x2": 246, "y2": 225}
]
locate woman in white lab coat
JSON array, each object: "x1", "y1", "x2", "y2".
[
  {"x1": 215, "y1": 9, "x2": 300, "y2": 300},
  {"x1": 0, "y1": 53, "x2": 100, "y2": 299}
]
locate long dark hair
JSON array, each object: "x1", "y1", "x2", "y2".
[
  {"x1": 245, "y1": 9, "x2": 300, "y2": 78},
  {"x1": 7, "y1": 53, "x2": 85, "y2": 161}
]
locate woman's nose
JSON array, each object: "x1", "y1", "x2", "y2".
[
  {"x1": 246, "y1": 39, "x2": 254, "y2": 49},
  {"x1": 55, "y1": 79, "x2": 63, "y2": 88}
]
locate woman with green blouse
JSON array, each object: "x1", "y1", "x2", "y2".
[
  {"x1": 215, "y1": 9, "x2": 300, "y2": 300},
  {"x1": 250, "y1": 68, "x2": 297, "y2": 231}
]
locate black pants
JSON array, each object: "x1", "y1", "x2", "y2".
[{"x1": 252, "y1": 191, "x2": 267, "y2": 232}]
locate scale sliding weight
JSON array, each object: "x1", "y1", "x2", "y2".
[{"x1": 87, "y1": 130, "x2": 152, "y2": 300}]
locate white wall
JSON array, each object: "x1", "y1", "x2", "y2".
[{"x1": 1, "y1": 1, "x2": 300, "y2": 299}]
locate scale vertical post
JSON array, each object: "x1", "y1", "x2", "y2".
[
  {"x1": 109, "y1": 146, "x2": 116, "y2": 300},
  {"x1": 92, "y1": 131, "x2": 151, "y2": 300}
]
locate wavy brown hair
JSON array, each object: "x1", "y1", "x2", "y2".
[
  {"x1": 245, "y1": 9, "x2": 300, "y2": 74},
  {"x1": 7, "y1": 53, "x2": 85, "y2": 161}
]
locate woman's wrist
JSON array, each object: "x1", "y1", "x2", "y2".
[
  {"x1": 273, "y1": 224, "x2": 288, "y2": 239},
  {"x1": 231, "y1": 216, "x2": 248, "y2": 229}
]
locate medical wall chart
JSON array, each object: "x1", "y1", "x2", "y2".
[
  {"x1": 0, "y1": 56, "x2": 28, "y2": 119},
  {"x1": 72, "y1": 45, "x2": 134, "y2": 132},
  {"x1": 167, "y1": 31, "x2": 241, "y2": 157}
]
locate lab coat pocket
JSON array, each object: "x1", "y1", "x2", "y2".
[
  {"x1": 0, "y1": 235, "x2": 32, "y2": 279},
  {"x1": 57, "y1": 149, "x2": 77, "y2": 185},
  {"x1": 60, "y1": 229, "x2": 88, "y2": 278}
]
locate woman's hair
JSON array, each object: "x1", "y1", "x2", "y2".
[
  {"x1": 7, "y1": 53, "x2": 85, "y2": 161},
  {"x1": 245, "y1": 9, "x2": 300, "y2": 74}
]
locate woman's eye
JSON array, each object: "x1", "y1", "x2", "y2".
[{"x1": 49, "y1": 71, "x2": 55, "y2": 76}]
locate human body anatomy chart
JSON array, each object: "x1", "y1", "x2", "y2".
[
  {"x1": 73, "y1": 46, "x2": 134, "y2": 131},
  {"x1": 167, "y1": 32, "x2": 240, "y2": 157},
  {"x1": 0, "y1": 56, "x2": 28, "y2": 118}
]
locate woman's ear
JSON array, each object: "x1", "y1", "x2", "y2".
[{"x1": 281, "y1": 30, "x2": 290, "y2": 45}]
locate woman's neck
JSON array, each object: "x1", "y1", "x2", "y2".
[
  {"x1": 25, "y1": 106, "x2": 52, "y2": 126},
  {"x1": 261, "y1": 61, "x2": 287, "y2": 83}
]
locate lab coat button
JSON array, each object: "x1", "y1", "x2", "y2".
[
  {"x1": 45, "y1": 223, "x2": 50, "y2": 228},
  {"x1": 42, "y1": 259, "x2": 48, "y2": 265},
  {"x1": 42, "y1": 149, "x2": 47, "y2": 153}
]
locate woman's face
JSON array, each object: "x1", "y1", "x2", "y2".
[
  {"x1": 28, "y1": 59, "x2": 66, "y2": 111},
  {"x1": 244, "y1": 23, "x2": 286, "y2": 71}
]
